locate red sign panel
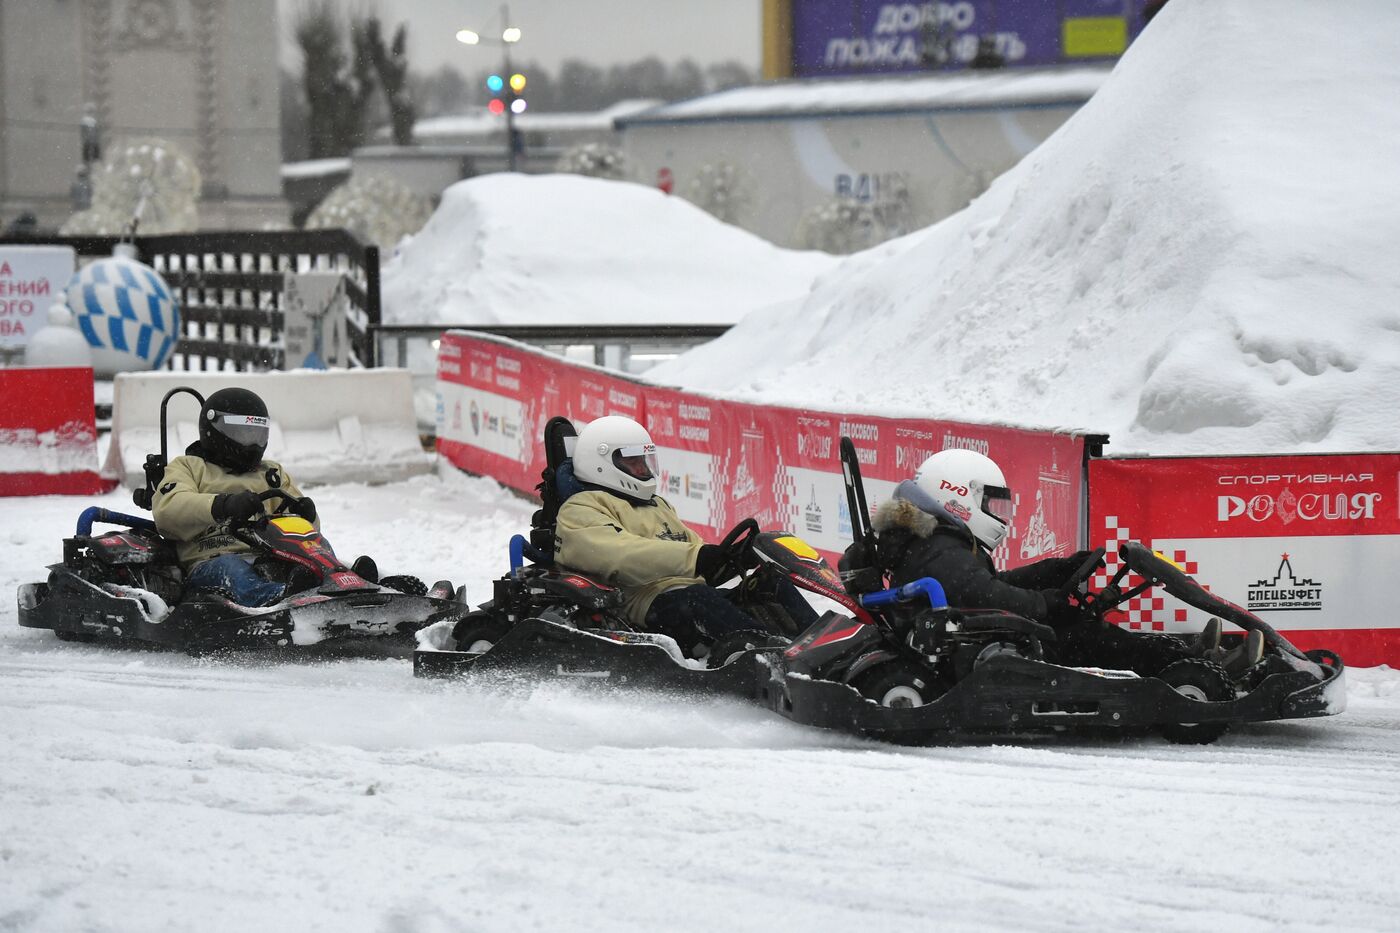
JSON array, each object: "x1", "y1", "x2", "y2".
[
  {"x1": 0, "y1": 366, "x2": 109, "y2": 497},
  {"x1": 1090, "y1": 455, "x2": 1400, "y2": 667}
]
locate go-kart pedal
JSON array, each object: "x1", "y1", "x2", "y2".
[
  {"x1": 1220, "y1": 629, "x2": 1265, "y2": 678},
  {"x1": 1191, "y1": 617, "x2": 1223, "y2": 657}
]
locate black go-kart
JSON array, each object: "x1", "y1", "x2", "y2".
[
  {"x1": 756, "y1": 439, "x2": 1347, "y2": 745},
  {"x1": 413, "y1": 417, "x2": 810, "y2": 696},
  {"x1": 16, "y1": 387, "x2": 469, "y2": 655}
]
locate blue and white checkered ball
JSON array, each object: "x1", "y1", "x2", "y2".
[{"x1": 66, "y1": 256, "x2": 181, "y2": 377}]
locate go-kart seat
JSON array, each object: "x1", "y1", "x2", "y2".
[{"x1": 526, "y1": 417, "x2": 583, "y2": 565}]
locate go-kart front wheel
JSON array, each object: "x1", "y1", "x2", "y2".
[
  {"x1": 1157, "y1": 658, "x2": 1234, "y2": 745},
  {"x1": 853, "y1": 661, "x2": 940, "y2": 709},
  {"x1": 451, "y1": 614, "x2": 510, "y2": 654}
]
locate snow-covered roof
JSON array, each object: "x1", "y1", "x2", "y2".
[
  {"x1": 616, "y1": 67, "x2": 1110, "y2": 125},
  {"x1": 412, "y1": 99, "x2": 662, "y2": 141}
]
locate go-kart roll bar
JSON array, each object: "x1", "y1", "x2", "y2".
[
  {"x1": 77, "y1": 507, "x2": 157, "y2": 536},
  {"x1": 133, "y1": 386, "x2": 206, "y2": 512},
  {"x1": 859, "y1": 577, "x2": 949, "y2": 612}
]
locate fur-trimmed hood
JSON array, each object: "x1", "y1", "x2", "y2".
[{"x1": 872, "y1": 496, "x2": 940, "y2": 539}]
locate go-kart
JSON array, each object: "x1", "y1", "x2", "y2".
[
  {"x1": 756, "y1": 440, "x2": 1347, "y2": 745},
  {"x1": 16, "y1": 386, "x2": 468, "y2": 655},
  {"x1": 413, "y1": 417, "x2": 808, "y2": 695}
]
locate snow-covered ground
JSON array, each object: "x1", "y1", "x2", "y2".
[
  {"x1": 3, "y1": 474, "x2": 1399, "y2": 932},
  {"x1": 649, "y1": 0, "x2": 1400, "y2": 456}
]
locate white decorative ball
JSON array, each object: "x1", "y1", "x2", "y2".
[
  {"x1": 24, "y1": 302, "x2": 95, "y2": 369},
  {"x1": 66, "y1": 255, "x2": 181, "y2": 377}
]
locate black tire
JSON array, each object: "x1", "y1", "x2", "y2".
[
  {"x1": 450, "y1": 614, "x2": 510, "y2": 654},
  {"x1": 852, "y1": 661, "x2": 941, "y2": 709},
  {"x1": 1157, "y1": 658, "x2": 1234, "y2": 745},
  {"x1": 55, "y1": 630, "x2": 95, "y2": 643},
  {"x1": 379, "y1": 574, "x2": 427, "y2": 597},
  {"x1": 1130, "y1": 632, "x2": 1192, "y2": 676},
  {"x1": 706, "y1": 630, "x2": 784, "y2": 669}
]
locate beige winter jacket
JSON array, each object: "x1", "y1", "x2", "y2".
[
  {"x1": 553, "y1": 489, "x2": 706, "y2": 628},
  {"x1": 152, "y1": 454, "x2": 313, "y2": 568}
]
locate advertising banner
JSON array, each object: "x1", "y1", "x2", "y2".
[
  {"x1": 0, "y1": 246, "x2": 77, "y2": 351},
  {"x1": 0, "y1": 366, "x2": 109, "y2": 496},
  {"x1": 282, "y1": 271, "x2": 349, "y2": 369},
  {"x1": 1089, "y1": 455, "x2": 1400, "y2": 667},
  {"x1": 438, "y1": 332, "x2": 1088, "y2": 571},
  {"x1": 791, "y1": 0, "x2": 1151, "y2": 78},
  {"x1": 437, "y1": 331, "x2": 644, "y2": 494}
]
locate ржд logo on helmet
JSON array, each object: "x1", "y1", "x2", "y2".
[{"x1": 939, "y1": 480, "x2": 970, "y2": 497}]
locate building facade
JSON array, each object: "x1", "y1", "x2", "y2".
[{"x1": 0, "y1": 0, "x2": 286, "y2": 232}]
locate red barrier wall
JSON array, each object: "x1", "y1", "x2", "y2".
[
  {"x1": 437, "y1": 332, "x2": 1088, "y2": 569},
  {"x1": 1090, "y1": 455, "x2": 1400, "y2": 667},
  {"x1": 0, "y1": 367, "x2": 109, "y2": 497}
]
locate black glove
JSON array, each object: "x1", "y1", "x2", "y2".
[
  {"x1": 1042, "y1": 587, "x2": 1085, "y2": 628},
  {"x1": 695, "y1": 544, "x2": 725, "y2": 584},
  {"x1": 292, "y1": 496, "x2": 317, "y2": 522},
  {"x1": 212, "y1": 490, "x2": 263, "y2": 523}
]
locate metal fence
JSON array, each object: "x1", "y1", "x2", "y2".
[
  {"x1": 373, "y1": 323, "x2": 731, "y2": 374},
  {"x1": 0, "y1": 230, "x2": 380, "y2": 371}
]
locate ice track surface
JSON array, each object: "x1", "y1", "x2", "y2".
[{"x1": 3, "y1": 472, "x2": 1399, "y2": 933}]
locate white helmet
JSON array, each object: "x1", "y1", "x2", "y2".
[
  {"x1": 912, "y1": 449, "x2": 1013, "y2": 551},
  {"x1": 574, "y1": 415, "x2": 659, "y2": 500}
]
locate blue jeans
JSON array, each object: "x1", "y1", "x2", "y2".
[
  {"x1": 186, "y1": 554, "x2": 287, "y2": 607},
  {"x1": 645, "y1": 573, "x2": 818, "y2": 653}
]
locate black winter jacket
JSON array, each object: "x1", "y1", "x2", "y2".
[{"x1": 865, "y1": 497, "x2": 1086, "y2": 623}]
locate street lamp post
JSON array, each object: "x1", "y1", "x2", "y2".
[{"x1": 456, "y1": 4, "x2": 524, "y2": 172}]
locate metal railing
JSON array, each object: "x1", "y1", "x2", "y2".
[
  {"x1": 0, "y1": 230, "x2": 380, "y2": 371},
  {"x1": 372, "y1": 323, "x2": 731, "y2": 375}
]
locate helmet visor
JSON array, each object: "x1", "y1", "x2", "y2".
[
  {"x1": 211, "y1": 411, "x2": 270, "y2": 448},
  {"x1": 983, "y1": 485, "x2": 1013, "y2": 524},
  {"x1": 613, "y1": 444, "x2": 658, "y2": 481}
]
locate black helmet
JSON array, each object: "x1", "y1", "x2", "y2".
[{"x1": 199, "y1": 387, "x2": 270, "y2": 473}]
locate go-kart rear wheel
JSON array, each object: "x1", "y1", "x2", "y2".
[
  {"x1": 853, "y1": 661, "x2": 940, "y2": 709},
  {"x1": 1158, "y1": 658, "x2": 1233, "y2": 745},
  {"x1": 450, "y1": 614, "x2": 510, "y2": 654},
  {"x1": 55, "y1": 630, "x2": 95, "y2": 643}
]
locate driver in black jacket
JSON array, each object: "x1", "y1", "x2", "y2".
[{"x1": 842, "y1": 449, "x2": 1225, "y2": 675}]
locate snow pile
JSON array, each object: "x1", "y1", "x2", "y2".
[
  {"x1": 650, "y1": 0, "x2": 1400, "y2": 456},
  {"x1": 381, "y1": 173, "x2": 838, "y2": 326}
]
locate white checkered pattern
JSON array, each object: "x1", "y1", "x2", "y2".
[{"x1": 1095, "y1": 516, "x2": 1211, "y2": 632}]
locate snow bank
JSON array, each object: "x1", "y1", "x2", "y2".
[
  {"x1": 650, "y1": 0, "x2": 1400, "y2": 456},
  {"x1": 381, "y1": 173, "x2": 837, "y2": 326}
]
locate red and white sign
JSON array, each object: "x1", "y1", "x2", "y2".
[
  {"x1": 438, "y1": 331, "x2": 1089, "y2": 570},
  {"x1": 0, "y1": 246, "x2": 76, "y2": 350},
  {"x1": 1090, "y1": 455, "x2": 1400, "y2": 667},
  {"x1": 0, "y1": 366, "x2": 110, "y2": 496}
]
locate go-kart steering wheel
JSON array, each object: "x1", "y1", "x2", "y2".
[
  {"x1": 1061, "y1": 546, "x2": 1106, "y2": 607},
  {"x1": 230, "y1": 489, "x2": 306, "y2": 528},
  {"x1": 707, "y1": 518, "x2": 761, "y2": 586}
]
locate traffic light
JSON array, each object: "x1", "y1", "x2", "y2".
[
  {"x1": 485, "y1": 72, "x2": 527, "y2": 116},
  {"x1": 486, "y1": 74, "x2": 506, "y2": 115}
]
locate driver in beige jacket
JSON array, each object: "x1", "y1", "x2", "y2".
[
  {"x1": 554, "y1": 416, "x2": 816, "y2": 655},
  {"x1": 152, "y1": 387, "x2": 315, "y2": 606}
]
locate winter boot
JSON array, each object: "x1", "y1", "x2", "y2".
[
  {"x1": 1220, "y1": 629, "x2": 1264, "y2": 678},
  {"x1": 351, "y1": 555, "x2": 379, "y2": 584}
]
